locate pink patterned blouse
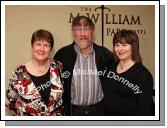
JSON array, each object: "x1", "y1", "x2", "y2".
[{"x1": 6, "y1": 60, "x2": 64, "y2": 116}]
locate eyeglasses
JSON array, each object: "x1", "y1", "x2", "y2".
[{"x1": 72, "y1": 27, "x2": 92, "y2": 32}]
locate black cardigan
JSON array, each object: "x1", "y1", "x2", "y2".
[
  {"x1": 102, "y1": 63, "x2": 155, "y2": 116},
  {"x1": 53, "y1": 42, "x2": 114, "y2": 115}
]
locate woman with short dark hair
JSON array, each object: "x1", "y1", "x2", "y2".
[{"x1": 6, "y1": 29, "x2": 64, "y2": 116}]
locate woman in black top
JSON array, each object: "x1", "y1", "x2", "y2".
[{"x1": 103, "y1": 30, "x2": 154, "y2": 116}]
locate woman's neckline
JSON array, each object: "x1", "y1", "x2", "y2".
[
  {"x1": 116, "y1": 61, "x2": 136, "y2": 74},
  {"x1": 24, "y1": 59, "x2": 51, "y2": 77}
]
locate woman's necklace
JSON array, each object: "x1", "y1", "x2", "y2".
[
  {"x1": 117, "y1": 61, "x2": 135, "y2": 74},
  {"x1": 118, "y1": 61, "x2": 134, "y2": 70},
  {"x1": 32, "y1": 59, "x2": 50, "y2": 75},
  {"x1": 118, "y1": 61, "x2": 135, "y2": 71}
]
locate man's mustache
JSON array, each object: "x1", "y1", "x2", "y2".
[{"x1": 80, "y1": 37, "x2": 87, "y2": 40}]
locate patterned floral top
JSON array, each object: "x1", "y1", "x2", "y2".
[{"x1": 6, "y1": 60, "x2": 64, "y2": 116}]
